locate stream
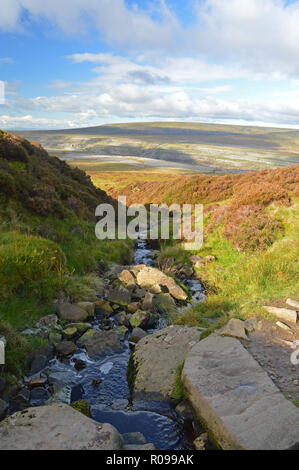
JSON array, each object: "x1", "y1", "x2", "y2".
[{"x1": 29, "y1": 240, "x2": 205, "y2": 450}]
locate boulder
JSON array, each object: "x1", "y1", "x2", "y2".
[
  {"x1": 153, "y1": 293, "x2": 176, "y2": 314},
  {"x1": 129, "y1": 310, "x2": 156, "y2": 330},
  {"x1": 62, "y1": 327, "x2": 77, "y2": 339},
  {"x1": 57, "y1": 303, "x2": 89, "y2": 322},
  {"x1": 182, "y1": 334, "x2": 299, "y2": 450},
  {"x1": 95, "y1": 300, "x2": 113, "y2": 318},
  {"x1": 107, "y1": 286, "x2": 131, "y2": 306},
  {"x1": 66, "y1": 322, "x2": 92, "y2": 333},
  {"x1": 0, "y1": 404, "x2": 123, "y2": 450},
  {"x1": 46, "y1": 385, "x2": 72, "y2": 405},
  {"x1": 76, "y1": 302, "x2": 95, "y2": 316},
  {"x1": 218, "y1": 318, "x2": 248, "y2": 341},
  {"x1": 263, "y1": 306, "x2": 298, "y2": 323},
  {"x1": 136, "y1": 267, "x2": 187, "y2": 301},
  {"x1": 118, "y1": 270, "x2": 136, "y2": 289},
  {"x1": 130, "y1": 326, "x2": 202, "y2": 401},
  {"x1": 36, "y1": 314, "x2": 59, "y2": 330},
  {"x1": 56, "y1": 341, "x2": 76, "y2": 358},
  {"x1": 128, "y1": 302, "x2": 139, "y2": 313},
  {"x1": 48, "y1": 332, "x2": 62, "y2": 346},
  {"x1": 77, "y1": 329, "x2": 125, "y2": 359},
  {"x1": 129, "y1": 328, "x2": 147, "y2": 344}
]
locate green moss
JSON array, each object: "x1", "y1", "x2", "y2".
[
  {"x1": 70, "y1": 400, "x2": 91, "y2": 417},
  {"x1": 172, "y1": 363, "x2": 184, "y2": 400}
]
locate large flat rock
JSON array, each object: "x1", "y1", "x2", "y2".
[
  {"x1": 0, "y1": 404, "x2": 123, "y2": 450},
  {"x1": 182, "y1": 335, "x2": 299, "y2": 450},
  {"x1": 131, "y1": 326, "x2": 202, "y2": 401}
]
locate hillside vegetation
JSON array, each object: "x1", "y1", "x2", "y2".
[
  {"x1": 98, "y1": 165, "x2": 299, "y2": 329},
  {"x1": 0, "y1": 130, "x2": 133, "y2": 379}
]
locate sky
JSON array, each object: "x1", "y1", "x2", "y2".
[{"x1": 1, "y1": 0, "x2": 299, "y2": 130}]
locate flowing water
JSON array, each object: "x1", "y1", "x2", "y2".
[{"x1": 30, "y1": 241, "x2": 205, "y2": 450}]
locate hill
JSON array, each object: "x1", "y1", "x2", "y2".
[{"x1": 0, "y1": 130, "x2": 133, "y2": 379}]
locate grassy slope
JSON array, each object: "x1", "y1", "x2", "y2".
[{"x1": 0, "y1": 131, "x2": 133, "y2": 379}]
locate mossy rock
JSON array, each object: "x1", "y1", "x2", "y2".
[{"x1": 70, "y1": 400, "x2": 91, "y2": 417}]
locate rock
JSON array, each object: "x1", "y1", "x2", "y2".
[
  {"x1": 276, "y1": 321, "x2": 293, "y2": 331},
  {"x1": 42, "y1": 369, "x2": 78, "y2": 391},
  {"x1": 136, "y1": 267, "x2": 187, "y2": 301},
  {"x1": 142, "y1": 292, "x2": 154, "y2": 311},
  {"x1": 129, "y1": 328, "x2": 147, "y2": 344},
  {"x1": 0, "y1": 399, "x2": 8, "y2": 420},
  {"x1": 76, "y1": 302, "x2": 95, "y2": 317},
  {"x1": 153, "y1": 293, "x2": 176, "y2": 314},
  {"x1": 70, "y1": 400, "x2": 91, "y2": 417},
  {"x1": 129, "y1": 310, "x2": 156, "y2": 330},
  {"x1": 180, "y1": 265, "x2": 194, "y2": 277},
  {"x1": 218, "y1": 318, "x2": 248, "y2": 341},
  {"x1": 95, "y1": 300, "x2": 113, "y2": 317},
  {"x1": 190, "y1": 255, "x2": 204, "y2": 265},
  {"x1": 67, "y1": 322, "x2": 92, "y2": 333},
  {"x1": 57, "y1": 303, "x2": 89, "y2": 322},
  {"x1": 62, "y1": 327, "x2": 77, "y2": 339},
  {"x1": 0, "y1": 404, "x2": 123, "y2": 450},
  {"x1": 115, "y1": 312, "x2": 130, "y2": 328},
  {"x1": 128, "y1": 302, "x2": 139, "y2": 313},
  {"x1": 36, "y1": 314, "x2": 59, "y2": 330},
  {"x1": 130, "y1": 326, "x2": 202, "y2": 401},
  {"x1": 10, "y1": 387, "x2": 30, "y2": 411},
  {"x1": 30, "y1": 387, "x2": 49, "y2": 405},
  {"x1": 122, "y1": 432, "x2": 147, "y2": 445},
  {"x1": 107, "y1": 285, "x2": 131, "y2": 306},
  {"x1": 0, "y1": 377, "x2": 7, "y2": 395},
  {"x1": 175, "y1": 401, "x2": 194, "y2": 423},
  {"x1": 56, "y1": 341, "x2": 76, "y2": 358},
  {"x1": 118, "y1": 270, "x2": 136, "y2": 289},
  {"x1": 73, "y1": 358, "x2": 87, "y2": 371},
  {"x1": 286, "y1": 298, "x2": 299, "y2": 309},
  {"x1": 205, "y1": 255, "x2": 216, "y2": 262},
  {"x1": 112, "y1": 399, "x2": 129, "y2": 410},
  {"x1": 133, "y1": 288, "x2": 147, "y2": 300},
  {"x1": 29, "y1": 378, "x2": 46, "y2": 389},
  {"x1": 48, "y1": 332, "x2": 62, "y2": 346},
  {"x1": 182, "y1": 334, "x2": 299, "y2": 450},
  {"x1": 244, "y1": 317, "x2": 263, "y2": 333},
  {"x1": 263, "y1": 306, "x2": 298, "y2": 323},
  {"x1": 29, "y1": 354, "x2": 48, "y2": 375},
  {"x1": 194, "y1": 433, "x2": 209, "y2": 451},
  {"x1": 77, "y1": 329, "x2": 125, "y2": 359},
  {"x1": 46, "y1": 385, "x2": 72, "y2": 405}
]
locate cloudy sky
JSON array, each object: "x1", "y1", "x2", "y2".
[{"x1": 1, "y1": 0, "x2": 299, "y2": 129}]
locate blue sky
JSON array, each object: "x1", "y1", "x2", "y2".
[{"x1": 1, "y1": 0, "x2": 299, "y2": 129}]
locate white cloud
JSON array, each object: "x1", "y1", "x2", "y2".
[{"x1": 0, "y1": 114, "x2": 72, "y2": 129}]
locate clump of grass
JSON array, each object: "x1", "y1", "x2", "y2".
[{"x1": 173, "y1": 363, "x2": 184, "y2": 400}]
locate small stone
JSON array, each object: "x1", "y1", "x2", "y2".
[
  {"x1": 57, "y1": 303, "x2": 89, "y2": 322},
  {"x1": 67, "y1": 323, "x2": 92, "y2": 333},
  {"x1": 95, "y1": 300, "x2": 113, "y2": 316},
  {"x1": 73, "y1": 359, "x2": 87, "y2": 371},
  {"x1": 286, "y1": 299, "x2": 299, "y2": 310},
  {"x1": 36, "y1": 314, "x2": 58, "y2": 330},
  {"x1": 129, "y1": 327, "x2": 147, "y2": 344},
  {"x1": 142, "y1": 292, "x2": 154, "y2": 311},
  {"x1": 118, "y1": 270, "x2": 136, "y2": 289},
  {"x1": 128, "y1": 302, "x2": 139, "y2": 313},
  {"x1": 46, "y1": 386, "x2": 72, "y2": 405},
  {"x1": 263, "y1": 306, "x2": 298, "y2": 324},
  {"x1": 218, "y1": 318, "x2": 248, "y2": 341},
  {"x1": 49, "y1": 332, "x2": 62, "y2": 346}
]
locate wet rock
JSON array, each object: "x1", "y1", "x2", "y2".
[
  {"x1": 95, "y1": 300, "x2": 113, "y2": 318},
  {"x1": 29, "y1": 378, "x2": 47, "y2": 390},
  {"x1": 10, "y1": 387, "x2": 30, "y2": 411},
  {"x1": 70, "y1": 400, "x2": 91, "y2": 417},
  {"x1": 124, "y1": 443, "x2": 156, "y2": 450},
  {"x1": 46, "y1": 385, "x2": 72, "y2": 405},
  {"x1": 73, "y1": 358, "x2": 87, "y2": 371},
  {"x1": 194, "y1": 433, "x2": 209, "y2": 451},
  {"x1": 218, "y1": 318, "x2": 248, "y2": 341},
  {"x1": 142, "y1": 292, "x2": 154, "y2": 311},
  {"x1": 136, "y1": 267, "x2": 187, "y2": 301},
  {"x1": 29, "y1": 354, "x2": 48, "y2": 375},
  {"x1": 0, "y1": 404, "x2": 123, "y2": 450},
  {"x1": 62, "y1": 327, "x2": 77, "y2": 339},
  {"x1": 57, "y1": 303, "x2": 89, "y2": 322},
  {"x1": 56, "y1": 341, "x2": 77, "y2": 358},
  {"x1": 42, "y1": 369, "x2": 78, "y2": 391},
  {"x1": 182, "y1": 334, "x2": 299, "y2": 450},
  {"x1": 115, "y1": 326, "x2": 129, "y2": 339},
  {"x1": 153, "y1": 293, "x2": 176, "y2": 314},
  {"x1": 131, "y1": 325, "x2": 202, "y2": 401},
  {"x1": 112, "y1": 399, "x2": 129, "y2": 410},
  {"x1": 263, "y1": 306, "x2": 298, "y2": 323},
  {"x1": 77, "y1": 329, "x2": 125, "y2": 359},
  {"x1": 30, "y1": 387, "x2": 49, "y2": 405},
  {"x1": 27, "y1": 346, "x2": 54, "y2": 374},
  {"x1": 286, "y1": 298, "x2": 299, "y2": 309},
  {"x1": 122, "y1": 432, "x2": 147, "y2": 445},
  {"x1": 67, "y1": 322, "x2": 92, "y2": 333},
  {"x1": 0, "y1": 398, "x2": 8, "y2": 420},
  {"x1": 118, "y1": 270, "x2": 136, "y2": 289},
  {"x1": 115, "y1": 312, "x2": 130, "y2": 328},
  {"x1": 175, "y1": 401, "x2": 194, "y2": 423},
  {"x1": 133, "y1": 288, "x2": 147, "y2": 300},
  {"x1": 76, "y1": 302, "x2": 95, "y2": 317},
  {"x1": 129, "y1": 310, "x2": 156, "y2": 330},
  {"x1": 107, "y1": 285, "x2": 131, "y2": 306},
  {"x1": 129, "y1": 328, "x2": 147, "y2": 344}
]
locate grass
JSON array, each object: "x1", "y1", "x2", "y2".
[
  {"x1": 173, "y1": 363, "x2": 184, "y2": 400},
  {"x1": 174, "y1": 200, "x2": 299, "y2": 328}
]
